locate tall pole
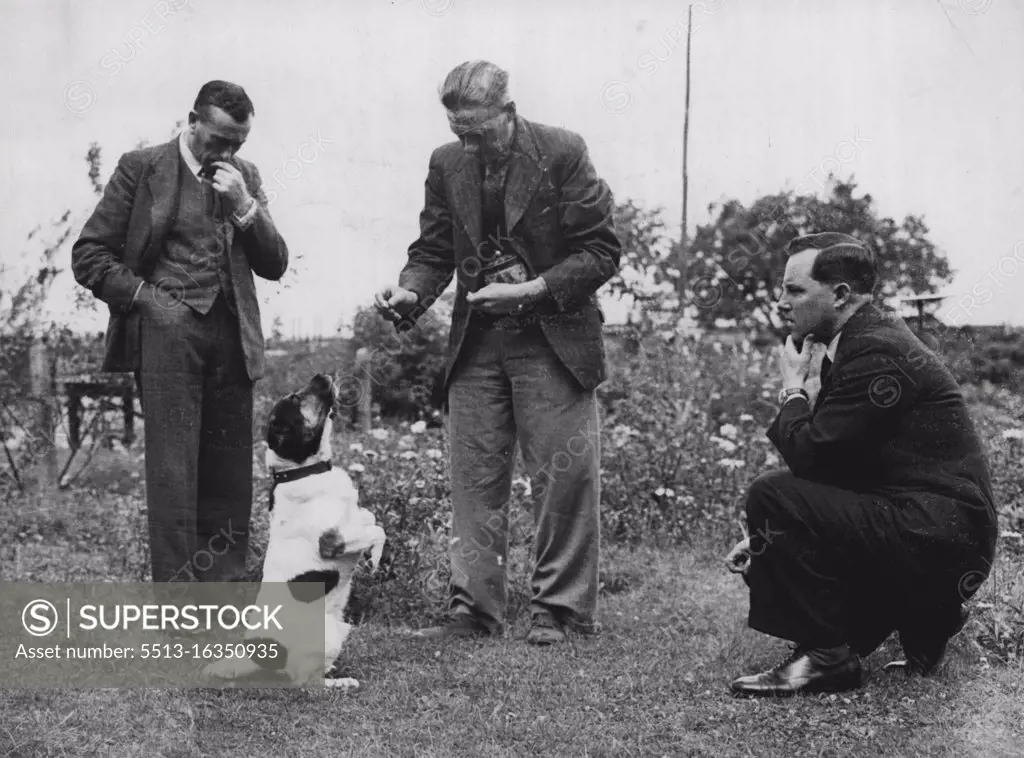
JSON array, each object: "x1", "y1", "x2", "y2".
[{"x1": 679, "y1": 2, "x2": 693, "y2": 304}]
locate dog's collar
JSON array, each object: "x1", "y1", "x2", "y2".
[{"x1": 268, "y1": 460, "x2": 332, "y2": 511}]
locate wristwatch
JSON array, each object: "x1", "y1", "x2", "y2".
[{"x1": 778, "y1": 387, "x2": 809, "y2": 405}]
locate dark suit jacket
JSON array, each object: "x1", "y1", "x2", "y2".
[
  {"x1": 397, "y1": 116, "x2": 622, "y2": 391},
  {"x1": 71, "y1": 138, "x2": 289, "y2": 381},
  {"x1": 768, "y1": 303, "x2": 998, "y2": 556}
]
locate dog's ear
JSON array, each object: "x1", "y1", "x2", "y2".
[{"x1": 266, "y1": 426, "x2": 287, "y2": 455}]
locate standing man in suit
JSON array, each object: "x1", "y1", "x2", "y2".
[
  {"x1": 374, "y1": 60, "x2": 621, "y2": 644},
  {"x1": 72, "y1": 80, "x2": 289, "y2": 583},
  {"x1": 727, "y1": 232, "x2": 998, "y2": 695}
]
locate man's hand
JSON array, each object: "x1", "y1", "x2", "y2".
[
  {"x1": 134, "y1": 280, "x2": 186, "y2": 317},
  {"x1": 374, "y1": 286, "x2": 419, "y2": 322},
  {"x1": 466, "y1": 279, "x2": 547, "y2": 315},
  {"x1": 778, "y1": 334, "x2": 815, "y2": 391},
  {"x1": 724, "y1": 537, "x2": 752, "y2": 575},
  {"x1": 207, "y1": 161, "x2": 253, "y2": 215}
]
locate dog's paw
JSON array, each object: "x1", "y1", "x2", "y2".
[
  {"x1": 203, "y1": 657, "x2": 253, "y2": 684},
  {"x1": 325, "y1": 677, "x2": 360, "y2": 690},
  {"x1": 319, "y1": 528, "x2": 345, "y2": 560}
]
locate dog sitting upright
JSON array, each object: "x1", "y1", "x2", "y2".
[{"x1": 204, "y1": 373, "x2": 386, "y2": 689}]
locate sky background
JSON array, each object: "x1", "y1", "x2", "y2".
[{"x1": 2, "y1": 0, "x2": 1022, "y2": 336}]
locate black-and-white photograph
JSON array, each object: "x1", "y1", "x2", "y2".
[{"x1": 1, "y1": 0, "x2": 1022, "y2": 755}]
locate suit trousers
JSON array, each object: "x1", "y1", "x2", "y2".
[
  {"x1": 135, "y1": 293, "x2": 254, "y2": 583},
  {"x1": 446, "y1": 321, "x2": 601, "y2": 634},
  {"x1": 743, "y1": 470, "x2": 986, "y2": 653}
]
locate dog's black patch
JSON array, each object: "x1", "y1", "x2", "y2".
[
  {"x1": 266, "y1": 373, "x2": 338, "y2": 464},
  {"x1": 266, "y1": 399, "x2": 323, "y2": 464},
  {"x1": 287, "y1": 570, "x2": 340, "y2": 602}
]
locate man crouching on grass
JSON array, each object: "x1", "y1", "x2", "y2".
[{"x1": 725, "y1": 232, "x2": 998, "y2": 697}]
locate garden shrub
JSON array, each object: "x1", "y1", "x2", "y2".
[{"x1": 349, "y1": 303, "x2": 450, "y2": 423}]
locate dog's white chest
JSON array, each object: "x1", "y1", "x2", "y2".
[{"x1": 262, "y1": 470, "x2": 357, "y2": 581}]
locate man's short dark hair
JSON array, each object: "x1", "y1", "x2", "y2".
[
  {"x1": 786, "y1": 232, "x2": 876, "y2": 295},
  {"x1": 192, "y1": 80, "x2": 255, "y2": 124},
  {"x1": 439, "y1": 60, "x2": 510, "y2": 111}
]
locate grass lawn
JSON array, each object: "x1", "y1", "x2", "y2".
[
  {"x1": 2, "y1": 376, "x2": 1022, "y2": 757},
  {"x1": 1, "y1": 534, "x2": 1021, "y2": 757}
]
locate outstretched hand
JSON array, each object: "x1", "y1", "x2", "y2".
[{"x1": 373, "y1": 286, "x2": 419, "y2": 323}]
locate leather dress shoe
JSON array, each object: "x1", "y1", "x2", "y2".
[
  {"x1": 411, "y1": 613, "x2": 494, "y2": 641},
  {"x1": 526, "y1": 611, "x2": 566, "y2": 646},
  {"x1": 884, "y1": 606, "x2": 970, "y2": 676},
  {"x1": 730, "y1": 646, "x2": 863, "y2": 697}
]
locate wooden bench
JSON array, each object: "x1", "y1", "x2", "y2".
[{"x1": 56, "y1": 372, "x2": 137, "y2": 449}]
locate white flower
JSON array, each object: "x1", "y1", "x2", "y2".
[
  {"x1": 512, "y1": 476, "x2": 532, "y2": 497},
  {"x1": 765, "y1": 452, "x2": 780, "y2": 467},
  {"x1": 718, "y1": 459, "x2": 745, "y2": 470},
  {"x1": 1001, "y1": 429, "x2": 1024, "y2": 440},
  {"x1": 415, "y1": 479, "x2": 425, "y2": 489},
  {"x1": 739, "y1": 414, "x2": 755, "y2": 423},
  {"x1": 400, "y1": 450, "x2": 418, "y2": 460},
  {"x1": 710, "y1": 436, "x2": 738, "y2": 454},
  {"x1": 719, "y1": 423, "x2": 739, "y2": 439},
  {"x1": 370, "y1": 428, "x2": 389, "y2": 441},
  {"x1": 655, "y1": 487, "x2": 666, "y2": 497},
  {"x1": 425, "y1": 448, "x2": 444, "y2": 460},
  {"x1": 348, "y1": 463, "x2": 366, "y2": 473},
  {"x1": 411, "y1": 420, "x2": 427, "y2": 434},
  {"x1": 349, "y1": 442, "x2": 364, "y2": 453}
]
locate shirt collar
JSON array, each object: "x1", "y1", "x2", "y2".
[
  {"x1": 178, "y1": 130, "x2": 202, "y2": 178},
  {"x1": 825, "y1": 329, "x2": 843, "y2": 362}
]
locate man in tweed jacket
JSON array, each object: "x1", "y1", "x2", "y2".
[
  {"x1": 72, "y1": 81, "x2": 288, "y2": 583},
  {"x1": 375, "y1": 60, "x2": 621, "y2": 644}
]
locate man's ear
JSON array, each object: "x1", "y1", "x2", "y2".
[{"x1": 833, "y1": 282, "x2": 852, "y2": 309}]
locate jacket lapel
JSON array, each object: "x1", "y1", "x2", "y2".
[
  {"x1": 814, "y1": 370, "x2": 833, "y2": 413},
  {"x1": 142, "y1": 139, "x2": 182, "y2": 271},
  {"x1": 812, "y1": 303, "x2": 879, "y2": 413},
  {"x1": 503, "y1": 118, "x2": 544, "y2": 234},
  {"x1": 449, "y1": 152, "x2": 482, "y2": 251}
]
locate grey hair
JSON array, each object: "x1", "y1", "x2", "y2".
[{"x1": 438, "y1": 60, "x2": 511, "y2": 111}]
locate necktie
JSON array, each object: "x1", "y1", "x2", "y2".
[{"x1": 820, "y1": 355, "x2": 833, "y2": 386}]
